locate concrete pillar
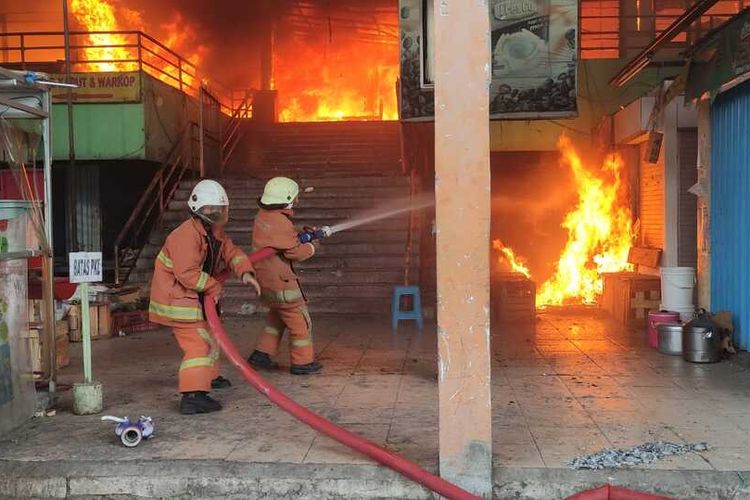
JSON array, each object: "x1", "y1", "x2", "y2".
[
  {"x1": 696, "y1": 98, "x2": 711, "y2": 308},
  {"x1": 260, "y1": 0, "x2": 275, "y2": 92},
  {"x1": 434, "y1": 0, "x2": 492, "y2": 496},
  {"x1": 662, "y1": 98, "x2": 680, "y2": 267}
]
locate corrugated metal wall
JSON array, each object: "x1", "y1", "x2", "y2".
[
  {"x1": 639, "y1": 142, "x2": 665, "y2": 249},
  {"x1": 711, "y1": 80, "x2": 750, "y2": 350},
  {"x1": 678, "y1": 129, "x2": 698, "y2": 268}
]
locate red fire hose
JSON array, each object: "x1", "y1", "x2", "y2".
[{"x1": 205, "y1": 248, "x2": 478, "y2": 500}]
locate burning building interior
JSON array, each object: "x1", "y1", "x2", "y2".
[{"x1": 4, "y1": 0, "x2": 750, "y2": 498}]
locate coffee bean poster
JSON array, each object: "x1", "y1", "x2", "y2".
[
  {"x1": 399, "y1": 0, "x2": 434, "y2": 121},
  {"x1": 399, "y1": 0, "x2": 579, "y2": 121},
  {"x1": 490, "y1": 0, "x2": 578, "y2": 119}
]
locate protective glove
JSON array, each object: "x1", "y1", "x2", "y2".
[{"x1": 242, "y1": 272, "x2": 261, "y2": 295}]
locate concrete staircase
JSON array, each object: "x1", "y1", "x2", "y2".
[
  {"x1": 128, "y1": 122, "x2": 416, "y2": 316},
  {"x1": 239, "y1": 121, "x2": 402, "y2": 177}
]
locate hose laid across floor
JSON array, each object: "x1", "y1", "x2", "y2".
[{"x1": 205, "y1": 248, "x2": 478, "y2": 500}]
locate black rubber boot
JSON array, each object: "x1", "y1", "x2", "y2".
[
  {"x1": 211, "y1": 376, "x2": 232, "y2": 389},
  {"x1": 248, "y1": 350, "x2": 279, "y2": 370},
  {"x1": 290, "y1": 361, "x2": 323, "y2": 375},
  {"x1": 179, "y1": 391, "x2": 222, "y2": 415}
]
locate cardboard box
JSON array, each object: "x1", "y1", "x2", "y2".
[
  {"x1": 55, "y1": 319, "x2": 69, "y2": 338},
  {"x1": 67, "y1": 304, "x2": 101, "y2": 341},
  {"x1": 28, "y1": 329, "x2": 43, "y2": 377},
  {"x1": 28, "y1": 328, "x2": 70, "y2": 376},
  {"x1": 68, "y1": 304, "x2": 80, "y2": 332},
  {"x1": 56, "y1": 334, "x2": 69, "y2": 369},
  {"x1": 98, "y1": 304, "x2": 112, "y2": 338}
]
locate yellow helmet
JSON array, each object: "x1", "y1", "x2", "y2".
[{"x1": 260, "y1": 177, "x2": 299, "y2": 206}]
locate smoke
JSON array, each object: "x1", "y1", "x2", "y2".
[{"x1": 99, "y1": 0, "x2": 287, "y2": 88}]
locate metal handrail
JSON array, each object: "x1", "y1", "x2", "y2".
[
  {"x1": 114, "y1": 126, "x2": 192, "y2": 284},
  {"x1": 0, "y1": 30, "x2": 239, "y2": 114},
  {"x1": 221, "y1": 89, "x2": 255, "y2": 169}
]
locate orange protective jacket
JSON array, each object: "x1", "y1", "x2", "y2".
[
  {"x1": 149, "y1": 217, "x2": 254, "y2": 327},
  {"x1": 252, "y1": 208, "x2": 316, "y2": 305}
]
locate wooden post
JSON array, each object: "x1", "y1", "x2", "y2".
[
  {"x1": 434, "y1": 0, "x2": 493, "y2": 496},
  {"x1": 662, "y1": 92, "x2": 680, "y2": 267},
  {"x1": 696, "y1": 97, "x2": 711, "y2": 309},
  {"x1": 199, "y1": 86, "x2": 205, "y2": 178}
]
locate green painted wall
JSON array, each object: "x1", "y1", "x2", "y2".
[{"x1": 52, "y1": 103, "x2": 146, "y2": 160}]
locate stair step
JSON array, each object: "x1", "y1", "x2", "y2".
[
  {"x1": 223, "y1": 283, "x2": 396, "y2": 299},
  {"x1": 220, "y1": 297, "x2": 392, "y2": 316},
  {"x1": 173, "y1": 186, "x2": 410, "y2": 203},
  {"x1": 134, "y1": 254, "x2": 414, "y2": 272},
  {"x1": 125, "y1": 122, "x2": 419, "y2": 317},
  {"x1": 137, "y1": 241, "x2": 413, "y2": 262},
  {"x1": 178, "y1": 176, "x2": 409, "y2": 190},
  {"x1": 165, "y1": 201, "x2": 418, "y2": 220},
  {"x1": 161, "y1": 211, "x2": 413, "y2": 228}
]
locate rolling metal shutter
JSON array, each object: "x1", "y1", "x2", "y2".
[
  {"x1": 711, "y1": 79, "x2": 750, "y2": 349},
  {"x1": 678, "y1": 129, "x2": 698, "y2": 268},
  {"x1": 639, "y1": 142, "x2": 664, "y2": 249}
]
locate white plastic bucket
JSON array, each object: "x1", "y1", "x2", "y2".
[
  {"x1": 661, "y1": 267, "x2": 695, "y2": 310},
  {"x1": 660, "y1": 304, "x2": 695, "y2": 322}
]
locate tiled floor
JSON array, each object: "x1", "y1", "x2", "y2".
[{"x1": 2, "y1": 307, "x2": 750, "y2": 474}]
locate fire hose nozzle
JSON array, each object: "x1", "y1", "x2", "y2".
[{"x1": 298, "y1": 226, "x2": 332, "y2": 244}]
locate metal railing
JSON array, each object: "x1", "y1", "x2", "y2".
[
  {"x1": 221, "y1": 89, "x2": 254, "y2": 169},
  {"x1": 113, "y1": 125, "x2": 194, "y2": 284},
  {"x1": 0, "y1": 30, "x2": 241, "y2": 115}
]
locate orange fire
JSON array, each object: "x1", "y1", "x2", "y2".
[
  {"x1": 274, "y1": 11, "x2": 399, "y2": 122},
  {"x1": 492, "y1": 239, "x2": 531, "y2": 278},
  {"x1": 535, "y1": 136, "x2": 633, "y2": 305},
  {"x1": 70, "y1": 0, "x2": 205, "y2": 91},
  {"x1": 70, "y1": 0, "x2": 137, "y2": 72}
]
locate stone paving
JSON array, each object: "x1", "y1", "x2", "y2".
[{"x1": 2, "y1": 308, "x2": 750, "y2": 481}]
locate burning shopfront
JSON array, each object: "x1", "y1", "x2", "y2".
[
  {"x1": 400, "y1": 0, "x2": 732, "y2": 328},
  {"x1": 4, "y1": 1, "x2": 750, "y2": 497}
]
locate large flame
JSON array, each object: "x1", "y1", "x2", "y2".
[
  {"x1": 70, "y1": 0, "x2": 137, "y2": 72},
  {"x1": 492, "y1": 239, "x2": 531, "y2": 278},
  {"x1": 535, "y1": 136, "x2": 633, "y2": 305},
  {"x1": 492, "y1": 137, "x2": 634, "y2": 305},
  {"x1": 275, "y1": 43, "x2": 399, "y2": 122},
  {"x1": 275, "y1": 8, "x2": 399, "y2": 122},
  {"x1": 70, "y1": 0, "x2": 206, "y2": 91}
]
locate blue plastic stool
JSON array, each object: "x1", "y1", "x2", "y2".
[{"x1": 392, "y1": 286, "x2": 424, "y2": 330}]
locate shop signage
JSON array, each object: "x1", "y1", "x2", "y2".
[
  {"x1": 51, "y1": 72, "x2": 141, "y2": 103},
  {"x1": 69, "y1": 252, "x2": 103, "y2": 284}
]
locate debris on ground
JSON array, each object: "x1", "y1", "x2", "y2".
[{"x1": 569, "y1": 441, "x2": 709, "y2": 470}]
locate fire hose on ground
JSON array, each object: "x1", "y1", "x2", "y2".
[{"x1": 205, "y1": 242, "x2": 478, "y2": 500}]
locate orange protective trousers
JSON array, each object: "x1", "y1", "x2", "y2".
[
  {"x1": 173, "y1": 322, "x2": 219, "y2": 393},
  {"x1": 255, "y1": 305, "x2": 314, "y2": 365}
]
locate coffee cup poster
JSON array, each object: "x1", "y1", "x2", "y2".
[{"x1": 399, "y1": 0, "x2": 579, "y2": 121}]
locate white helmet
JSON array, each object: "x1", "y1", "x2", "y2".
[
  {"x1": 188, "y1": 180, "x2": 229, "y2": 213},
  {"x1": 260, "y1": 177, "x2": 299, "y2": 206}
]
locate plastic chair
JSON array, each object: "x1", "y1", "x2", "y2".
[{"x1": 391, "y1": 286, "x2": 424, "y2": 330}]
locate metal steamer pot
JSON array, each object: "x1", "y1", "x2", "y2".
[
  {"x1": 657, "y1": 323, "x2": 684, "y2": 356},
  {"x1": 682, "y1": 326, "x2": 722, "y2": 363}
]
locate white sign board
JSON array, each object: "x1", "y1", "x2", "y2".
[{"x1": 69, "y1": 252, "x2": 103, "y2": 284}]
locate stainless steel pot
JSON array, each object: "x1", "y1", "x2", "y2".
[
  {"x1": 657, "y1": 323, "x2": 683, "y2": 356},
  {"x1": 683, "y1": 326, "x2": 722, "y2": 363}
]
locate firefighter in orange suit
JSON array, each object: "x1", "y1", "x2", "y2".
[
  {"x1": 149, "y1": 179, "x2": 261, "y2": 414},
  {"x1": 247, "y1": 177, "x2": 323, "y2": 375}
]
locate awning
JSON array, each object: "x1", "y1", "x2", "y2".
[{"x1": 685, "y1": 7, "x2": 750, "y2": 100}]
